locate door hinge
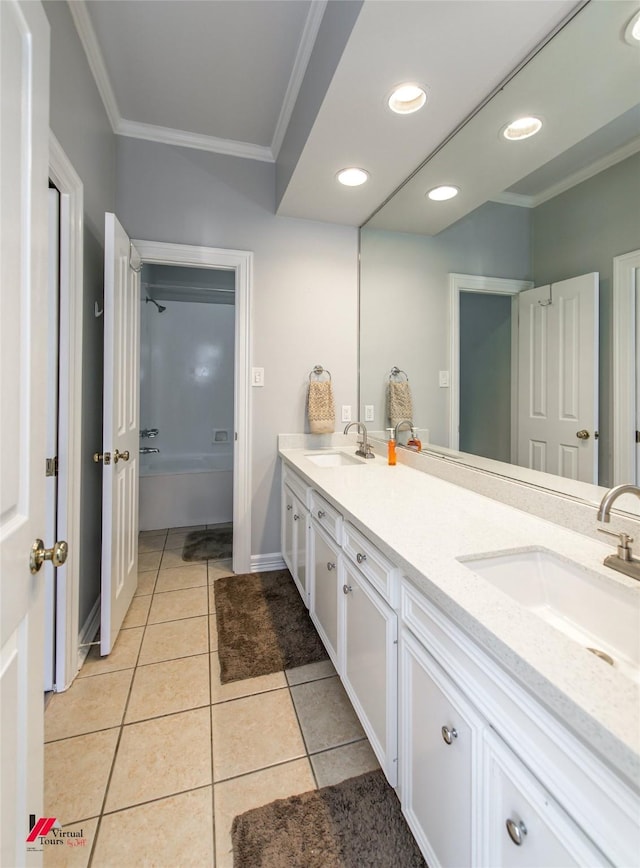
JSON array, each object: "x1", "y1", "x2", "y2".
[
  {"x1": 45, "y1": 456, "x2": 58, "y2": 477},
  {"x1": 636, "y1": 431, "x2": 640, "y2": 444},
  {"x1": 594, "y1": 431, "x2": 599, "y2": 440}
]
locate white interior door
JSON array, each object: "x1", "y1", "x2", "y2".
[
  {"x1": 517, "y1": 273, "x2": 599, "y2": 482},
  {"x1": 99, "y1": 214, "x2": 140, "y2": 655},
  {"x1": 0, "y1": 1, "x2": 50, "y2": 863}
]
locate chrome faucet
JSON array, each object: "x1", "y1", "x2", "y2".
[
  {"x1": 394, "y1": 418, "x2": 415, "y2": 444},
  {"x1": 141, "y1": 428, "x2": 159, "y2": 438},
  {"x1": 343, "y1": 422, "x2": 375, "y2": 459},
  {"x1": 140, "y1": 447, "x2": 160, "y2": 455},
  {"x1": 596, "y1": 484, "x2": 640, "y2": 582}
]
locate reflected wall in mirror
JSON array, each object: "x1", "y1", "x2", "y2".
[{"x1": 359, "y1": 0, "x2": 640, "y2": 496}]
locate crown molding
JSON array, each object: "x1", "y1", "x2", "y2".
[
  {"x1": 489, "y1": 192, "x2": 534, "y2": 208},
  {"x1": 116, "y1": 119, "x2": 275, "y2": 162},
  {"x1": 271, "y1": 0, "x2": 327, "y2": 159},
  {"x1": 66, "y1": 0, "x2": 120, "y2": 131}
]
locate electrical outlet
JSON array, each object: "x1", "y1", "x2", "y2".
[
  {"x1": 251, "y1": 367, "x2": 264, "y2": 387},
  {"x1": 341, "y1": 405, "x2": 352, "y2": 423},
  {"x1": 439, "y1": 370, "x2": 450, "y2": 388},
  {"x1": 364, "y1": 404, "x2": 374, "y2": 422}
]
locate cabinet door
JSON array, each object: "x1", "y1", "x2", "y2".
[
  {"x1": 482, "y1": 730, "x2": 610, "y2": 868},
  {"x1": 310, "y1": 521, "x2": 340, "y2": 666},
  {"x1": 342, "y1": 559, "x2": 397, "y2": 785},
  {"x1": 399, "y1": 629, "x2": 481, "y2": 868},
  {"x1": 281, "y1": 484, "x2": 295, "y2": 575}
]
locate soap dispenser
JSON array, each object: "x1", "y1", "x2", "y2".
[
  {"x1": 407, "y1": 427, "x2": 422, "y2": 451},
  {"x1": 386, "y1": 428, "x2": 397, "y2": 466}
]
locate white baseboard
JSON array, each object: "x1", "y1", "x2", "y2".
[
  {"x1": 76, "y1": 596, "x2": 100, "y2": 673},
  {"x1": 250, "y1": 552, "x2": 287, "y2": 572}
]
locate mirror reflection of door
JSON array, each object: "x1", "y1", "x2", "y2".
[{"x1": 517, "y1": 272, "x2": 599, "y2": 483}]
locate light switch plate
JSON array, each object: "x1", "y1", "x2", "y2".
[
  {"x1": 341, "y1": 405, "x2": 352, "y2": 423},
  {"x1": 439, "y1": 370, "x2": 450, "y2": 388},
  {"x1": 364, "y1": 404, "x2": 374, "y2": 422},
  {"x1": 251, "y1": 367, "x2": 264, "y2": 387}
]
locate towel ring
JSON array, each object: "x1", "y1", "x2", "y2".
[
  {"x1": 309, "y1": 365, "x2": 332, "y2": 382},
  {"x1": 389, "y1": 366, "x2": 409, "y2": 382}
]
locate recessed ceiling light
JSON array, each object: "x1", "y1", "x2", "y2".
[
  {"x1": 624, "y1": 9, "x2": 640, "y2": 45},
  {"x1": 427, "y1": 185, "x2": 459, "y2": 202},
  {"x1": 337, "y1": 167, "x2": 369, "y2": 187},
  {"x1": 502, "y1": 116, "x2": 543, "y2": 141},
  {"x1": 388, "y1": 83, "x2": 428, "y2": 115}
]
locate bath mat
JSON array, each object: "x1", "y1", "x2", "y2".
[
  {"x1": 182, "y1": 526, "x2": 232, "y2": 562},
  {"x1": 231, "y1": 769, "x2": 426, "y2": 868},
  {"x1": 215, "y1": 570, "x2": 328, "y2": 683}
]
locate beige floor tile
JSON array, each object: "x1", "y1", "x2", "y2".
[
  {"x1": 45, "y1": 729, "x2": 119, "y2": 823},
  {"x1": 154, "y1": 563, "x2": 207, "y2": 594},
  {"x1": 137, "y1": 551, "x2": 162, "y2": 572},
  {"x1": 105, "y1": 707, "x2": 211, "y2": 812},
  {"x1": 208, "y1": 560, "x2": 233, "y2": 582},
  {"x1": 43, "y1": 818, "x2": 98, "y2": 868},
  {"x1": 208, "y1": 583, "x2": 216, "y2": 613},
  {"x1": 286, "y1": 658, "x2": 336, "y2": 686},
  {"x1": 139, "y1": 528, "x2": 167, "y2": 539},
  {"x1": 125, "y1": 654, "x2": 210, "y2": 723},
  {"x1": 121, "y1": 594, "x2": 151, "y2": 629},
  {"x1": 214, "y1": 759, "x2": 314, "y2": 868},
  {"x1": 169, "y1": 524, "x2": 205, "y2": 533},
  {"x1": 310, "y1": 739, "x2": 380, "y2": 788},
  {"x1": 77, "y1": 628, "x2": 143, "y2": 678},
  {"x1": 209, "y1": 614, "x2": 218, "y2": 651},
  {"x1": 93, "y1": 788, "x2": 214, "y2": 868},
  {"x1": 134, "y1": 570, "x2": 157, "y2": 597},
  {"x1": 291, "y1": 675, "x2": 365, "y2": 754},
  {"x1": 137, "y1": 533, "x2": 167, "y2": 554},
  {"x1": 211, "y1": 689, "x2": 305, "y2": 782},
  {"x1": 209, "y1": 652, "x2": 286, "y2": 704},
  {"x1": 138, "y1": 616, "x2": 209, "y2": 665},
  {"x1": 45, "y1": 669, "x2": 133, "y2": 742},
  {"x1": 147, "y1": 586, "x2": 208, "y2": 624},
  {"x1": 159, "y1": 547, "x2": 190, "y2": 570}
]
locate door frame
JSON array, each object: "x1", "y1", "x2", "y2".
[
  {"x1": 48, "y1": 132, "x2": 84, "y2": 691},
  {"x1": 133, "y1": 239, "x2": 253, "y2": 575},
  {"x1": 448, "y1": 273, "x2": 532, "y2": 455},
  {"x1": 612, "y1": 248, "x2": 640, "y2": 485}
]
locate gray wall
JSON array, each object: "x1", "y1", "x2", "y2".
[
  {"x1": 116, "y1": 137, "x2": 358, "y2": 557},
  {"x1": 532, "y1": 151, "x2": 640, "y2": 487},
  {"x1": 359, "y1": 201, "x2": 531, "y2": 446},
  {"x1": 44, "y1": 0, "x2": 117, "y2": 629}
]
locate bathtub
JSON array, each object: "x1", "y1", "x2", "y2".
[{"x1": 138, "y1": 451, "x2": 233, "y2": 531}]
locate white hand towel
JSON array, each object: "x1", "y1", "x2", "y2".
[
  {"x1": 387, "y1": 381, "x2": 413, "y2": 427},
  {"x1": 308, "y1": 381, "x2": 335, "y2": 434}
]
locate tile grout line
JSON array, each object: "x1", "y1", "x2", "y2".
[{"x1": 207, "y1": 557, "x2": 218, "y2": 867}]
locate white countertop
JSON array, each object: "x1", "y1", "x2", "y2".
[{"x1": 279, "y1": 444, "x2": 640, "y2": 790}]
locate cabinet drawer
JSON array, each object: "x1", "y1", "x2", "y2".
[
  {"x1": 343, "y1": 522, "x2": 399, "y2": 604},
  {"x1": 282, "y1": 466, "x2": 309, "y2": 507},
  {"x1": 309, "y1": 490, "x2": 342, "y2": 543}
]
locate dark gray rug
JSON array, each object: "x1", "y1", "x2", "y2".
[
  {"x1": 231, "y1": 769, "x2": 426, "y2": 868},
  {"x1": 182, "y1": 527, "x2": 232, "y2": 562},
  {"x1": 214, "y1": 569, "x2": 329, "y2": 683}
]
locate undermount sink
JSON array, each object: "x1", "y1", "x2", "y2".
[
  {"x1": 460, "y1": 548, "x2": 640, "y2": 683},
  {"x1": 305, "y1": 451, "x2": 366, "y2": 467}
]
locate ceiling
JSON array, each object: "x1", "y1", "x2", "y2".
[{"x1": 72, "y1": 0, "x2": 632, "y2": 227}]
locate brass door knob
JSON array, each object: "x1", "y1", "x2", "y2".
[
  {"x1": 576, "y1": 430, "x2": 590, "y2": 440},
  {"x1": 30, "y1": 539, "x2": 68, "y2": 574},
  {"x1": 114, "y1": 449, "x2": 130, "y2": 463},
  {"x1": 93, "y1": 451, "x2": 111, "y2": 464}
]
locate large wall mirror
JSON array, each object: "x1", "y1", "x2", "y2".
[{"x1": 359, "y1": 0, "x2": 640, "y2": 509}]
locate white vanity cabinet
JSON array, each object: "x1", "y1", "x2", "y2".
[
  {"x1": 399, "y1": 628, "x2": 480, "y2": 868},
  {"x1": 280, "y1": 470, "x2": 309, "y2": 606},
  {"x1": 309, "y1": 520, "x2": 341, "y2": 667}
]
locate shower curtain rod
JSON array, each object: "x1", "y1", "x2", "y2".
[{"x1": 142, "y1": 281, "x2": 235, "y2": 294}]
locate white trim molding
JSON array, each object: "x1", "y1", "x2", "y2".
[
  {"x1": 48, "y1": 132, "x2": 84, "y2": 691},
  {"x1": 612, "y1": 249, "x2": 640, "y2": 485},
  {"x1": 448, "y1": 273, "x2": 533, "y2": 454},
  {"x1": 133, "y1": 240, "x2": 253, "y2": 575},
  {"x1": 117, "y1": 119, "x2": 274, "y2": 162},
  {"x1": 251, "y1": 553, "x2": 287, "y2": 573}
]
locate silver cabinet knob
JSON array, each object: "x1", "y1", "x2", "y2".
[
  {"x1": 506, "y1": 818, "x2": 527, "y2": 846},
  {"x1": 441, "y1": 725, "x2": 458, "y2": 745},
  {"x1": 293, "y1": 514, "x2": 300, "y2": 521},
  {"x1": 576, "y1": 429, "x2": 590, "y2": 440},
  {"x1": 286, "y1": 504, "x2": 293, "y2": 511},
  {"x1": 30, "y1": 539, "x2": 68, "y2": 574},
  {"x1": 342, "y1": 584, "x2": 352, "y2": 594},
  {"x1": 317, "y1": 509, "x2": 326, "y2": 518},
  {"x1": 327, "y1": 562, "x2": 336, "y2": 571},
  {"x1": 356, "y1": 552, "x2": 367, "y2": 564}
]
